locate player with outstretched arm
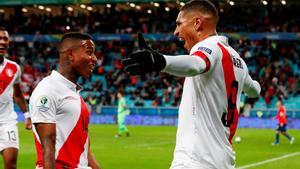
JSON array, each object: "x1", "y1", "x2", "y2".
[{"x1": 122, "y1": 0, "x2": 261, "y2": 168}]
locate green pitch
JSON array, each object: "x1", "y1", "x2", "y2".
[{"x1": 1, "y1": 123, "x2": 300, "y2": 169}]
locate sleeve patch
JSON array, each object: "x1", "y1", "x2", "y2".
[
  {"x1": 36, "y1": 96, "x2": 51, "y2": 112},
  {"x1": 197, "y1": 46, "x2": 212, "y2": 54}
]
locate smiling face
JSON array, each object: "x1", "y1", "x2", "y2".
[
  {"x1": 0, "y1": 30, "x2": 9, "y2": 57},
  {"x1": 174, "y1": 11, "x2": 200, "y2": 53},
  {"x1": 70, "y1": 39, "x2": 97, "y2": 79}
]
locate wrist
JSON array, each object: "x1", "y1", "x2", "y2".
[{"x1": 24, "y1": 112, "x2": 30, "y2": 119}]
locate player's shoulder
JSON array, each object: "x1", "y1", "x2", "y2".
[
  {"x1": 30, "y1": 75, "x2": 55, "y2": 99},
  {"x1": 4, "y1": 58, "x2": 20, "y2": 68},
  {"x1": 190, "y1": 36, "x2": 226, "y2": 56}
]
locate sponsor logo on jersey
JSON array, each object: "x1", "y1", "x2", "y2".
[
  {"x1": 197, "y1": 46, "x2": 212, "y2": 55},
  {"x1": 36, "y1": 96, "x2": 50, "y2": 112}
]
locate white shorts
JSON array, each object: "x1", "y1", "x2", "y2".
[{"x1": 0, "y1": 121, "x2": 19, "y2": 152}]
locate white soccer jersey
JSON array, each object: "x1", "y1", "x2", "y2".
[
  {"x1": 30, "y1": 70, "x2": 91, "y2": 169},
  {"x1": 169, "y1": 36, "x2": 260, "y2": 169},
  {"x1": 0, "y1": 58, "x2": 21, "y2": 123}
]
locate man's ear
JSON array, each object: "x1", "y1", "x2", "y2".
[
  {"x1": 66, "y1": 49, "x2": 74, "y2": 62},
  {"x1": 194, "y1": 18, "x2": 202, "y2": 31}
]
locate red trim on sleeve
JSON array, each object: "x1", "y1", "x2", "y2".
[
  {"x1": 192, "y1": 51, "x2": 211, "y2": 73},
  {"x1": 218, "y1": 43, "x2": 239, "y2": 144}
]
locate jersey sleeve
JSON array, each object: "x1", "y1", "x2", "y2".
[
  {"x1": 162, "y1": 42, "x2": 218, "y2": 77},
  {"x1": 242, "y1": 65, "x2": 261, "y2": 98},
  {"x1": 29, "y1": 88, "x2": 57, "y2": 124}
]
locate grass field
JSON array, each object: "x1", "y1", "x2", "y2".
[{"x1": 1, "y1": 123, "x2": 300, "y2": 169}]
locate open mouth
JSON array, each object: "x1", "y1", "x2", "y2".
[
  {"x1": 89, "y1": 64, "x2": 95, "y2": 72},
  {"x1": 0, "y1": 47, "x2": 6, "y2": 55}
]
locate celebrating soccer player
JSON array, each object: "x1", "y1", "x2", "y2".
[
  {"x1": 0, "y1": 27, "x2": 32, "y2": 169},
  {"x1": 122, "y1": 0, "x2": 261, "y2": 168},
  {"x1": 30, "y1": 32, "x2": 100, "y2": 169}
]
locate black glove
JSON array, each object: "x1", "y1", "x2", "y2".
[{"x1": 122, "y1": 33, "x2": 166, "y2": 75}]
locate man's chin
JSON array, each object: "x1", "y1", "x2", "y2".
[{"x1": 0, "y1": 51, "x2": 6, "y2": 57}]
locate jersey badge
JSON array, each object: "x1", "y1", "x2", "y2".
[
  {"x1": 36, "y1": 96, "x2": 50, "y2": 112},
  {"x1": 197, "y1": 46, "x2": 212, "y2": 55},
  {"x1": 6, "y1": 69, "x2": 14, "y2": 77}
]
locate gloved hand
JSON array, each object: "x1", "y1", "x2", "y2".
[{"x1": 122, "y1": 33, "x2": 166, "y2": 75}]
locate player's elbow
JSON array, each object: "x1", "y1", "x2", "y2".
[
  {"x1": 245, "y1": 81, "x2": 261, "y2": 98},
  {"x1": 185, "y1": 67, "x2": 201, "y2": 76}
]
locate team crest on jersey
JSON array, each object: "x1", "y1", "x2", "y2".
[
  {"x1": 36, "y1": 96, "x2": 50, "y2": 112},
  {"x1": 198, "y1": 46, "x2": 212, "y2": 55},
  {"x1": 6, "y1": 69, "x2": 14, "y2": 77}
]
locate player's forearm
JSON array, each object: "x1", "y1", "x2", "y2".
[
  {"x1": 88, "y1": 149, "x2": 100, "y2": 169},
  {"x1": 162, "y1": 55, "x2": 206, "y2": 77},
  {"x1": 42, "y1": 137, "x2": 56, "y2": 169},
  {"x1": 17, "y1": 96, "x2": 28, "y2": 113}
]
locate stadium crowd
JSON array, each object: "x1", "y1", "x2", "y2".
[
  {"x1": 0, "y1": 3, "x2": 299, "y2": 34},
  {"x1": 1, "y1": 2, "x2": 299, "y2": 113},
  {"x1": 7, "y1": 37, "x2": 300, "y2": 111}
]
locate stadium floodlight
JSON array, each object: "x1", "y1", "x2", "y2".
[
  {"x1": 129, "y1": 3, "x2": 136, "y2": 8},
  {"x1": 228, "y1": 1, "x2": 235, "y2": 6},
  {"x1": 147, "y1": 9, "x2": 152, "y2": 14},
  {"x1": 262, "y1": 0, "x2": 268, "y2": 5},
  {"x1": 136, "y1": 5, "x2": 141, "y2": 10},
  {"x1": 106, "y1": 4, "x2": 111, "y2": 8},
  {"x1": 38, "y1": 5, "x2": 45, "y2": 10},
  {"x1": 22, "y1": 8, "x2": 28, "y2": 13},
  {"x1": 154, "y1": 2, "x2": 160, "y2": 7},
  {"x1": 165, "y1": 7, "x2": 170, "y2": 12},
  {"x1": 80, "y1": 4, "x2": 86, "y2": 9},
  {"x1": 281, "y1": 0, "x2": 287, "y2": 5},
  {"x1": 66, "y1": 6, "x2": 73, "y2": 11},
  {"x1": 87, "y1": 6, "x2": 93, "y2": 11},
  {"x1": 46, "y1": 7, "x2": 52, "y2": 12}
]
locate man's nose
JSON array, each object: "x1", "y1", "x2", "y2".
[{"x1": 173, "y1": 29, "x2": 179, "y2": 37}]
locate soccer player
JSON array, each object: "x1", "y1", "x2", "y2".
[
  {"x1": 0, "y1": 27, "x2": 32, "y2": 169},
  {"x1": 122, "y1": 0, "x2": 261, "y2": 168},
  {"x1": 272, "y1": 100, "x2": 294, "y2": 145},
  {"x1": 29, "y1": 32, "x2": 100, "y2": 169},
  {"x1": 115, "y1": 91, "x2": 130, "y2": 138}
]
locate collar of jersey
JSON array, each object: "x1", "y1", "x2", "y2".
[
  {"x1": 50, "y1": 70, "x2": 82, "y2": 92},
  {"x1": 190, "y1": 35, "x2": 229, "y2": 55}
]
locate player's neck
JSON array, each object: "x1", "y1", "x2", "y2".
[{"x1": 58, "y1": 68, "x2": 79, "y2": 84}]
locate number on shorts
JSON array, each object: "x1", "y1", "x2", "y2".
[{"x1": 7, "y1": 131, "x2": 16, "y2": 141}]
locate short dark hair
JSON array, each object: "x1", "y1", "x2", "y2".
[
  {"x1": 0, "y1": 27, "x2": 7, "y2": 31},
  {"x1": 180, "y1": 0, "x2": 219, "y2": 23},
  {"x1": 60, "y1": 32, "x2": 93, "y2": 43}
]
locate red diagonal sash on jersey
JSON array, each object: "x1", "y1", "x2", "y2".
[
  {"x1": 217, "y1": 43, "x2": 239, "y2": 144},
  {"x1": 192, "y1": 51, "x2": 211, "y2": 73},
  {"x1": 56, "y1": 97, "x2": 90, "y2": 168},
  {"x1": 0, "y1": 62, "x2": 18, "y2": 95}
]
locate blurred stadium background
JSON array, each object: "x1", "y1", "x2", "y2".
[{"x1": 0, "y1": 0, "x2": 300, "y2": 168}]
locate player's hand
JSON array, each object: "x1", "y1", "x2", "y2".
[
  {"x1": 121, "y1": 33, "x2": 166, "y2": 75},
  {"x1": 25, "y1": 118, "x2": 32, "y2": 130}
]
